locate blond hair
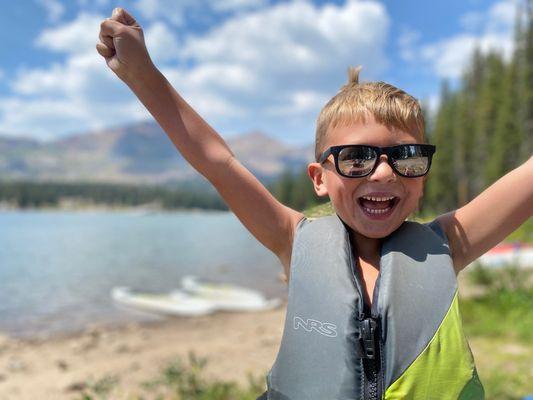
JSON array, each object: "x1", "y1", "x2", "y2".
[{"x1": 314, "y1": 66, "x2": 426, "y2": 161}]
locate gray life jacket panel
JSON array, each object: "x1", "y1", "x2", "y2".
[{"x1": 260, "y1": 214, "x2": 484, "y2": 400}]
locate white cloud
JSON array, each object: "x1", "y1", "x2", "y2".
[
  {"x1": 77, "y1": 0, "x2": 110, "y2": 6},
  {"x1": 402, "y1": 0, "x2": 519, "y2": 80},
  {"x1": 420, "y1": 33, "x2": 514, "y2": 79},
  {"x1": 210, "y1": 0, "x2": 268, "y2": 12},
  {"x1": 459, "y1": 11, "x2": 484, "y2": 32},
  {"x1": 133, "y1": 0, "x2": 269, "y2": 25},
  {"x1": 36, "y1": 0, "x2": 65, "y2": 23},
  {"x1": 11, "y1": 52, "x2": 126, "y2": 100},
  {"x1": 264, "y1": 90, "x2": 329, "y2": 116},
  {"x1": 426, "y1": 93, "x2": 441, "y2": 116},
  {"x1": 486, "y1": 0, "x2": 517, "y2": 33},
  {"x1": 398, "y1": 27, "x2": 421, "y2": 62},
  {"x1": 180, "y1": 1, "x2": 389, "y2": 85},
  {"x1": 144, "y1": 22, "x2": 181, "y2": 63},
  {"x1": 134, "y1": 0, "x2": 192, "y2": 26},
  {"x1": 168, "y1": 0, "x2": 390, "y2": 129},
  {"x1": 1, "y1": 12, "x2": 151, "y2": 139},
  {"x1": 0, "y1": 0, "x2": 391, "y2": 141},
  {"x1": 35, "y1": 13, "x2": 104, "y2": 54},
  {"x1": 0, "y1": 96, "x2": 147, "y2": 140}
]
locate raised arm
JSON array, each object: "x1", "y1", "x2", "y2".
[
  {"x1": 96, "y1": 8, "x2": 304, "y2": 275},
  {"x1": 436, "y1": 156, "x2": 533, "y2": 274}
]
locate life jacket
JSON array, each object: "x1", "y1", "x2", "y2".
[{"x1": 259, "y1": 214, "x2": 484, "y2": 400}]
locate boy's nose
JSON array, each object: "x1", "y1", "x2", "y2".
[{"x1": 367, "y1": 155, "x2": 396, "y2": 182}]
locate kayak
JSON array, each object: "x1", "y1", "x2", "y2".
[
  {"x1": 111, "y1": 276, "x2": 282, "y2": 316},
  {"x1": 181, "y1": 275, "x2": 282, "y2": 311},
  {"x1": 111, "y1": 286, "x2": 215, "y2": 316}
]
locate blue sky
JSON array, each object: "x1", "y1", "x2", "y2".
[{"x1": 0, "y1": 0, "x2": 521, "y2": 144}]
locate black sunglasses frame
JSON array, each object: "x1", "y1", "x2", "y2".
[{"x1": 319, "y1": 144, "x2": 436, "y2": 178}]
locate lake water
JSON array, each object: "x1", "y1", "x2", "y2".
[{"x1": 0, "y1": 210, "x2": 286, "y2": 339}]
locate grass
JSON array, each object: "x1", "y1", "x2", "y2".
[
  {"x1": 469, "y1": 336, "x2": 532, "y2": 400},
  {"x1": 302, "y1": 201, "x2": 335, "y2": 218},
  {"x1": 140, "y1": 352, "x2": 264, "y2": 400},
  {"x1": 75, "y1": 352, "x2": 265, "y2": 400},
  {"x1": 460, "y1": 264, "x2": 533, "y2": 399},
  {"x1": 461, "y1": 287, "x2": 533, "y2": 342}
]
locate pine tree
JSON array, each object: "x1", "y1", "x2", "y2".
[
  {"x1": 487, "y1": 58, "x2": 522, "y2": 182},
  {"x1": 272, "y1": 169, "x2": 295, "y2": 206},
  {"x1": 487, "y1": 2, "x2": 531, "y2": 182},
  {"x1": 461, "y1": 47, "x2": 486, "y2": 200},
  {"x1": 425, "y1": 81, "x2": 458, "y2": 213},
  {"x1": 426, "y1": 0, "x2": 531, "y2": 213},
  {"x1": 519, "y1": 0, "x2": 533, "y2": 159},
  {"x1": 473, "y1": 52, "x2": 506, "y2": 191}
]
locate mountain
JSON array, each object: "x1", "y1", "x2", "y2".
[{"x1": 0, "y1": 121, "x2": 314, "y2": 185}]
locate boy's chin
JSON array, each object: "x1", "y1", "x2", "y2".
[
  {"x1": 347, "y1": 214, "x2": 405, "y2": 240},
  {"x1": 354, "y1": 226, "x2": 398, "y2": 239}
]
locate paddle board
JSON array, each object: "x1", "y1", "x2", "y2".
[
  {"x1": 111, "y1": 286, "x2": 215, "y2": 316},
  {"x1": 111, "y1": 276, "x2": 282, "y2": 316}
]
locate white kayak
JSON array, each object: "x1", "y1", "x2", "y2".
[
  {"x1": 111, "y1": 276, "x2": 281, "y2": 316},
  {"x1": 111, "y1": 286, "x2": 215, "y2": 316},
  {"x1": 181, "y1": 275, "x2": 282, "y2": 311}
]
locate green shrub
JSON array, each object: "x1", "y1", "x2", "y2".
[
  {"x1": 140, "y1": 351, "x2": 265, "y2": 400},
  {"x1": 461, "y1": 286, "x2": 533, "y2": 343}
]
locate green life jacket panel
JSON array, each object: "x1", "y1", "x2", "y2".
[{"x1": 261, "y1": 214, "x2": 484, "y2": 400}]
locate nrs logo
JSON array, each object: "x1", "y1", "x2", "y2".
[{"x1": 293, "y1": 317, "x2": 337, "y2": 337}]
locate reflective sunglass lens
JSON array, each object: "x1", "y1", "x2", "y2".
[
  {"x1": 393, "y1": 157, "x2": 429, "y2": 176},
  {"x1": 391, "y1": 145, "x2": 430, "y2": 177},
  {"x1": 338, "y1": 146, "x2": 376, "y2": 177}
]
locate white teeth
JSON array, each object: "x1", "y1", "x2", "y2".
[
  {"x1": 362, "y1": 206, "x2": 392, "y2": 214},
  {"x1": 362, "y1": 196, "x2": 395, "y2": 202}
]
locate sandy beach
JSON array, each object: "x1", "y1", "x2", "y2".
[
  {"x1": 0, "y1": 273, "x2": 526, "y2": 399},
  {"x1": 0, "y1": 305, "x2": 286, "y2": 399}
]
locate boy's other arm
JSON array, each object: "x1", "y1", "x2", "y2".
[
  {"x1": 97, "y1": 8, "x2": 305, "y2": 276},
  {"x1": 435, "y1": 156, "x2": 533, "y2": 274}
]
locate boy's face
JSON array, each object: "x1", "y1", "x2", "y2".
[{"x1": 308, "y1": 114, "x2": 424, "y2": 240}]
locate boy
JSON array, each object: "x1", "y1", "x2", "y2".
[{"x1": 97, "y1": 8, "x2": 532, "y2": 399}]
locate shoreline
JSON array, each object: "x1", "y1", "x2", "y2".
[
  {"x1": 1, "y1": 275, "x2": 529, "y2": 399},
  {"x1": 0, "y1": 204, "x2": 228, "y2": 213},
  {"x1": 0, "y1": 305, "x2": 287, "y2": 399}
]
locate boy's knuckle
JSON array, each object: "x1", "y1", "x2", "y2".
[{"x1": 115, "y1": 26, "x2": 126, "y2": 36}]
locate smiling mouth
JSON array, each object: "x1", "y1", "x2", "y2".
[{"x1": 357, "y1": 195, "x2": 400, "y2": 216}]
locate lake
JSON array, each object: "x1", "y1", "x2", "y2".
[{"x1": 0, "y1": 210, "x2": 286, "y2": 339}]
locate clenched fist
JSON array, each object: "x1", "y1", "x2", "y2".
[{"x1": 96, "y1": 8, "x2": 155, "y2": 82}]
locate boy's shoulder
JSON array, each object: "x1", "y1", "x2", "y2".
[{"x1": 421, "y1": 218, "x2": 447, "y2": 241}]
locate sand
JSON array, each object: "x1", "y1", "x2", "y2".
[
  {"x1": 0, "y1": 306, "x2": 286, "y2": 400},
  {"x1": 0, "y1": 272, "x2": 487, "y2": 399}
]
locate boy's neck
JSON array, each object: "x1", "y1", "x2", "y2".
[{"x1": 352, "y1": 231, "x2": 382, "y2": 262}]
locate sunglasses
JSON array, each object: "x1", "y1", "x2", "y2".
[{"x1": 319, "y1": 144, "x2": 436, "y2": 178}]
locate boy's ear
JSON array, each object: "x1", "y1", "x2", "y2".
[{"x1": 307, "y1": 162, "x2": 329, "y2": 197}]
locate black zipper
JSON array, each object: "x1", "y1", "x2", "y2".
[
  {"x1": 361, "y1": 275, "x2": 383, "y2": 400},
  {"x1": 344, "y1": 223, "x2": 384, "y2": 400}
]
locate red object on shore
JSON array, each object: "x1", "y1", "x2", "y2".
[{"x1": 487, "y1": 242, "x2": 531, "y2": 254}]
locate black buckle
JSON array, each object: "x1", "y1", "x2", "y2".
[{"x1": 358, "y1": 318, "x2": 378, "y2": 359}]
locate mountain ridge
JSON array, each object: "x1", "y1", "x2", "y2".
[{"x1": 0, "y1": 121, "x2": 314, "y2": 185}]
